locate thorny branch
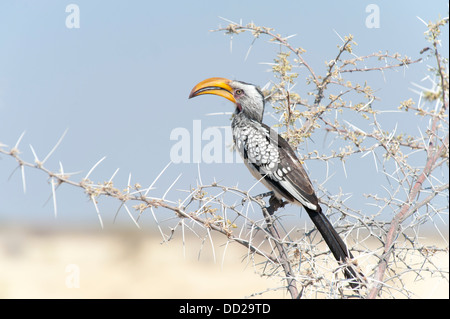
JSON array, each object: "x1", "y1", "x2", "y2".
[
  {"x1": 213, "y1": 16, "x2": 449, "y2": 298},
  {"x1": 0, "y1": 140, "x2": 368, "y2": 298},
  {"x1": 2, "y1": 15, "x2": 449, "y2": 299}
]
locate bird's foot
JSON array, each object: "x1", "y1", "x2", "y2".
[
  {"x1": 267, "y1": 195, "x2": 287, "y2": 215},
  {"x1": 254, "y1": 191, "x2": 274, "y2": 200}
]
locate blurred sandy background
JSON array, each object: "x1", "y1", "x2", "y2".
[{"x1": 0, "y1": 225, "x2": 448, "y2": 299}]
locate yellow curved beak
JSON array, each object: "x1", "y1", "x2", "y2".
[{"x1": 188, "y1": 77, "x2": 236, "y2": 103}]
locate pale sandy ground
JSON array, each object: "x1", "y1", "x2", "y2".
[{"x1": 0, "y1": 227, "x2": 448, "y2": 299}]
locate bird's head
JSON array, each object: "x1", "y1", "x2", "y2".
[{"x1": 189, "y1": 77, "x2": 265, "y2": 123}]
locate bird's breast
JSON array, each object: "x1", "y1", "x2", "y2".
[{"x1": 232, "y1": 124, "x2": 280, "y2": 175}]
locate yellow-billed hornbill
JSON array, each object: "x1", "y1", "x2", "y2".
[{"x1": 189, "y1": 77, "x2": 362, "y2": 287}]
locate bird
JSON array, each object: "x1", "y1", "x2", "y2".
[{"x1": 189, "y1": 77, "x2": 362, "y2": 288}]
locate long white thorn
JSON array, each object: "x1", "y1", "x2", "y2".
[
  {"x1": 221, "y1": 240, "x2": 230, "y2": 271},
  {"x1": 123, "y1": 204, "x2": 141, "y2": 229},
  {"x1": 91, "y1": 195, "x2": 104, "y2": 229},
  {"x1": 150, "y1": 207, "x2": 165, "y2": 240},
  {"x1": 14, "y1": 131, "x2": 26, "y2": 149},
  {"x1": 244, "y1": 37, "x2": 257, "y2": 61},
  {"x1": 127, "y1": 172, "x2": 132, "y2": 192},
  {"x1": 109, "y1": 168, "x2": 120, "y2": 183},
  {"x1": 162, "y1": 173, "x2": 182, "y2": 200},
  {"x1": 207, "y1": 228, "x2": 216, "y2": 263},
  {"x1": 181, "y1": 219, "x2": 186, "y2": 258},
  {"x1": 51, "y1": 178, "x2": 58, "y2": 218},
  {"x1": 59, "y1": 161, "x2": 64, "y2": 175},
  {"x1": 342, "y1": 160, "x2": 348, "y2": 179},
  {"x1": 21, "y1": 165, "x2": 26, "y2": 193},
  {"x1": 197, "y1": 162, "x2": 203, "y2": 186},
  {"x1": 144, "y1": 161, "x2": 172, "y2": 196},
  {"x1": 42, "y1": 128, "x2": 68, "y2": 164},
  {"x1": 84, "y1": 156, "x2": 106, "y2": 180},
  {"x1": 416, "y1": 16, "x2": 428, "y2": 27},
  {"x1": 29, "y1": 144, "x2": 39, "y2": 163}
]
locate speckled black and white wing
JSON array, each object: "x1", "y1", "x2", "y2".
[{"x1": 232, "y1": 120, "x2": 319, "y2": 211}]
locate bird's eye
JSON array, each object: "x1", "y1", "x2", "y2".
[{"x1": 235, "y1": 89, "x2": 244, "y2": 95}]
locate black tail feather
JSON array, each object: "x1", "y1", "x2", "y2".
[{"x1": 305, "y1": 206, "x2": 362, "y2": 288}]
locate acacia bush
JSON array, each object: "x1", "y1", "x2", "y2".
[{"x1": 1, "y1": 14, "x2": 448, "y2": 298}]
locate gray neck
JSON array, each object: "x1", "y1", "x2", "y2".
[{"x1": 231, "y1": 111, "x2": 260, "y2": 130}]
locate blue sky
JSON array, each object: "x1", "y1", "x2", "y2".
[{"x1": 0, "y1": 1, "x2": 448, "y2": 228}]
